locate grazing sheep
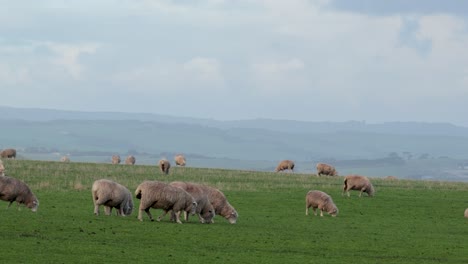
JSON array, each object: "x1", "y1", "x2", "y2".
[
  {"x1": 125, "y1": 155, "x2": 136, "y2": 165},
  {"x1": 169, "y1": 181, "x2": 215, "y2": 223},
  {"x1": 465, "y1": 208, "x2": 468, "y2": 218},
  {"x1": 111, "y1": 155, "x2": 121, "y2": 164},
  {"x1": 159, "y1": 159, "x2": 171, "y2": 175},
  {"x1": 198, "y1": 184, "x2": 238, "y2": 224},
  {"x1": 275, "y1": 160, "x2": 295, "y2": 172},
  {"x1": 316, "y1": 163, "x2": 338, "y2": 177},
  {"x1": 305, "y1": 190, "x2": 338, "y2": 217},
  {"x1": 0, "y1": 174, "x2": 39, "y2": 212},
  {"x1": 174, "y1": 154, "x2": 186, "y2": 166},
  {"x1": 343, "y1": 174, "x2": 375, "y2": 197},
  {"x1": 135, "y1": 181, "x2": 197, "y2": 223},
  {"x1": 0, "y1": 148, "x2": 16, "y2": 159},
  {"x1": 92, "y1": 179, "x2": 133, "y2": 216},
  {"x1": 60, "y1": 156, "x2": 70, "y2": 162}
]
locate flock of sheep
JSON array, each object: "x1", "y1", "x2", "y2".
[{"x1": 1, "y1": 148, "x2": 468, "y2": 221}]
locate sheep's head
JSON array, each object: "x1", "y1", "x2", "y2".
[
  {"x1": 226, "y1": 210, "x2": 238, "y2": 224},
  {"x1": 328, "y1": 205, "x2": 338, "y2": 217},
  {"x1": 366, "y1": 184, "x2": 375, "y2": 197},
  {"x1": 28, "y1": 199, "x2": 39, "y2": 212}
]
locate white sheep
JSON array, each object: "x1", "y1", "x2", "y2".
[
  {"x1": 0, "y1": 174, "x2": 39, "y2": 212},
  {"x1": 169, "y1": 181, "x2": 215, "y2": 223},
  {"x1": 198, "y1": 184, "x2": 238, "y2": 224},
  {"x1": 125, "y1": 155, "x2": 136, "y2": 165},
  {"x1": 275, "y1": 160, "x2": 295, "y2": 172},
  {"x1": 305, "y1": 190, "x2": 338, "y2": 217},
  {"x1": 343, "y1": 174, "x2": 375, "y2": 197},
  {"x1": 174, "y1": 154, "x2": 186, "y2": 166},
  {"x1": 92, "y1": 179, "x2": 133, "y2": 216},
  {"x1": 111, "y1": 155, "x2": 121, "y2": 164},
  {"x1": 135, "y1": 181, "x2": 197, "y2": 223},
  {"x1": 159, "y1": 159, "x2": 171, "y2": 175}
]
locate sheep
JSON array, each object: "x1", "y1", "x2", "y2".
[
  {"x1": 169, "y1": 181, "x2": 215, "y2": 223},
  {"x1": 305, "y1": 190, "x2": 338, "y2": 217},
  {"x1": 111, "y1": 155, "x2": 121, "y2": 164},
  {"x1": 465, "y1": 208, "x2": 468, "y2": 218},
  {"x1": 0, "y1": 160, "x2": 4, "y2": 176},
  {"x1": 343, "y1": 174, "x2": 375, "y2": 197},
  {"x1": 0, "y1": 174, "x2": 39, "y2": 212},
  {"x1": 125, "y1": 155, "x2": 136, "y2": 165},
  {"x1": 316, "y1": 163, "x2": 338, "y2": 177},
  {"x1": 174, "y1": 154, "x2": 186, "y2": 166},
  {"x1": 92, "y1": 179, "x2": 133, "y2": 216},
  {"x1": 275, "y1": 160, "x2": 295, "y2": 172},
  {"x1": 0, "y1": 148, "x2": 16, "y2": 159},
  {"x1": 60, "y1": 156, "x2": 70, "y2": 162},
  {"x1": 159, "y1": 159, "x2": 171, "y2": 175},
  {"x1": 198, "y1": 184, "x2": 238, "y2": 224},
  {"x1": 135, "y1": 181, "x2": 197, "y2": 223}
]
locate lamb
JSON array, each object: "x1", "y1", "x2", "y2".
[
  {"x1": 125, "y1": 155, "x2": 136, "y2": 165},
  {"x1": 198, "y1": 184, "x2": 238, "y2": 224},
  {"x1": 174, "y1": 154, "x2": 186, "y2": 166},
  {"x1": 305, "y1": 190, "x2": 338, "y2": 217},
  {"x1": 343, "y1": 174, "x2": 375, "y2": 197},
  {"x1": 60, "y1": 156, "x2": 70, "y2": 162},
  {"x1": 169, "y1": 181, "x2": 215, "y2": 223},
  {"x1": 0, "y1": 148, "x2": 16, "y2": 159},
  {"x1": 275, "y1": 160, "x2": 295, "y2": 172},
  {"x1": 316, "y1": 163, "x2": 338, "y2": 177},
  {"x1": 111, "y1": 155, "x2": 121, "y2": 164},
  {"x1": 159, "y1": 159, "x2": 171, "y2": 175},
  {"x1": 92, "y1": 179, "x2": 133, "y2": 216},
  {"x1": 135, "y1": 181, "x2": 197, "y2": 223},
  {"x1": 0, "y1": 174, "x2": 39, "y2": 212}
]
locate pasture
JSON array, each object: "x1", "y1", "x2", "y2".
[{"x1": 0, "y1": 159, "x2": 467, "y2": 263}]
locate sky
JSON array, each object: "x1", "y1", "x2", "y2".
[{"x1": 1, "y1": 0, "x2": 468, "y2": 126}]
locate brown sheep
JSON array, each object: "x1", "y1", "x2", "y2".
[
  {"x1": 174, "y1": 154, "x2": 186, "y2": 166},
  {"x1": 275, "y1": 160, "x2": 295, "y2": 172},
  {"x1": 305, "y1": 190, "x2": 338, "y2": 217},
  {"x1": 159, "y1": 159, "x2": 171, "y2": 175},
  {"x1": 92, "y1": 179, "x2": 133, "y2": 216},
  {"x1": 198, "y1": 184, "x2": 238, "y2": 224},
  {"x1": 316, "y1": 163, "x2": 338, "y2": 177},
  {"x1": 111, "y1": 155, "x2": 121, "y2": 164},
  {"x1": 343, "y1": 174, "x2": 375, "y2": 197},
  {"x1": 169, "y1": 181, "x2": 215, "y2": 223},
  {"x1": 0, "y1": 174, "x2": 39, "y2": 212},
  {"x1": 465, "y1": 208, "x2": 468, "y2": 218},
  {"x1": 60, "y1": 156, "x2": 70, "y2": 162},
  {"x1": 0, "y1": 148, "x2": 16, "y2": 159},
  {"x1": 125, "y1": 155, "x2": 136, "y2": 165},
  {"x1": 135, "y1": 181, "x2": 197, "y2": 223}
]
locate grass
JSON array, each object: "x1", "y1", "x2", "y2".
[{"x1": 0, "y1": 159, "x2": 467, "y2": 263}]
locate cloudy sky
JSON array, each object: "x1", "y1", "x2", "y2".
[{"x1": 1, "y1": 0, "x2": 468, "y2": 126}]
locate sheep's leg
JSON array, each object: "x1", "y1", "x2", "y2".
[
  {"x1": 169, "y1": 210, "x2": 176, "y2": 222},
  {"x1": 174, "y1": 211, "x2": 183, "y2": 224},
  {"x1": 94, "y1": 204, "x2": 100, "y2": 215},
  {"x1": 184, "y1": 211, "x2": 189, "y2": 222},
  {"x1": 7, "y1": 201, "x2": 14, "y2": 209},
  {"x1": 312, "y1": 207, "x2": 317, "y2": 216},
  {"x1": 140, "y1": 208, "x2": 153, "y2": 221},
  {"x1": 104, "y1": 206, "x2": 112, "y2": 215},
  {"x1": 197, "y1": 214, "x2": 205, "y2": 223},
  {"x1": 320, "y1": 210, "x2": 324, "y2": 217},
  {"x1": 305, "y1": 206, "x2": 309, "y2": 216},
  {"x1": 157, "y1": 210, "x2": 169, "y2": 222}
]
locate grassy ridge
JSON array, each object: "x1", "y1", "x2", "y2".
[{"x1": 0, "y1": 160, "x2": 467, "y2": 263}]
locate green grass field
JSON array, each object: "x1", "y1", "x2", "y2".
[{"x1": 0, "y1": 160, "x2": 467, "y2": 263}]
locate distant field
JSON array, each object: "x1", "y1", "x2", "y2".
[{"x1": 0, "y1": 160, "x2": 467, "y2": 263}]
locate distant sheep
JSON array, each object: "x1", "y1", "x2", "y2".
[
  {"x1": 0, "y1": 174, "x2": 39, "y2": 212},
  {"x1": 111, "y1": 155, "x2": 121, "y2": 164},
  {"x1": 169, "y1": 181, "x2": 215, "y2": 223},
  {"x1": 465, "y1": 208, "x2": 468, "y2": 219},
  {"x1": 174, "y1": 154, "x2": 186, "y2": 166},
  {"x1": 0, "y1": 160, "x2": 4, "y2": 176},
  {"x1": 60, "y1": 156, "x2": 70, "y2": 162},
  {"x1": 316, "y1": 163, "x2": 337, "y2": 177},
  {"x1": 159, "y1": 159, "x2": 171, "y2": 175},
  {"x1": 0, "y1": 148, "x2": 16, "y2": 159},
  {"x1": 135, "y1": 181, "x2": 197, "y2": 223},
  {"x1": 125, "y1": 155, "x2": 136, "y2": 165},
  {"x1": 305, "y1": 190, "x2": 338, "y2": 217},
  {"x1": 198, "y1": 184, "x2": 238, "y2": 224},
  {"x1": 92, "y1": 179, "x2": 133, "y2": 216},
  {"x1": 275, "y1": 160, "x2": 295, "y2": 172},
  {"x1": 343, "y1": 175, "x2": 375, "y2": 197}
]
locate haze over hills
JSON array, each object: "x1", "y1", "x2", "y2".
[{"x1": 1, "y1": 106, "x2": 468, "y2": 181}]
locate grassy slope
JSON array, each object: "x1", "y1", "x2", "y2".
[{"x1": 0, "y1": 160, "x2": 467, "y2": 263}]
